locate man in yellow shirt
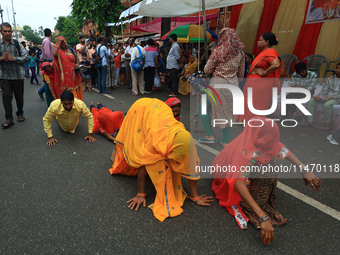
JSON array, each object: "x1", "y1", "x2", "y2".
[{"x1": 43, "y1": 91, "x2": 96, "y2": 146}]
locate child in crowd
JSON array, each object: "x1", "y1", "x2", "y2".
[
  {"x1": 306, "y1": 62, "x2": 340, "y2": 130},
  {"x1": 80, "y1": 53, "x2": 92, "y2": 91},
  {"x1": 28, "y1": 51, "x2": 39, "y2": 85},
  {"x1": 119, "y1": 47, "x2": 127, "y2": 86},
  {"x1": 41, "y1": 62, "x2": 56, "y2": 107},
  {"x1": 287, "y1": 63, "x2": 319, "y2": 119}
]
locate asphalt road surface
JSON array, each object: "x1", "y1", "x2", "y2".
[{"x1": 1, "y1": 78, "x2": 339, "y2": 254}]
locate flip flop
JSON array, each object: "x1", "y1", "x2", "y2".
[{"x1": 2, "y1": 121, "x2": 14, "y2": 129}]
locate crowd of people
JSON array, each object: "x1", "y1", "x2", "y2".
[{"x1": 2, "y1": 21, "x2": 339, "y2": 246}]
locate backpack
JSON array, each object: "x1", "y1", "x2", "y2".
[
  {"x1": 131, "y1": 46, "x2": 145, "y2": 72},
  {"x1": 93, "y1": 45, "x2": 103, "y2": 68}
]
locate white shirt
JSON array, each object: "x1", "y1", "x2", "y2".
[
  {"x1": 124, "y1": 45, "x2": 134, "y2": 60},
  {"x1": 130, "y1": 45, "x2": 146, "y2": 63}
]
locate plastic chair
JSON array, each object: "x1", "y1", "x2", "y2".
[
  {"x1": 279, "y1": 54, "x2": 298, "y2": 76},
  {"x1": 323, "y1": 57, "x2": 340, "y2": 78},
  {"x1": 300, "y1": 55, "x2": 327, "y2": 77}
]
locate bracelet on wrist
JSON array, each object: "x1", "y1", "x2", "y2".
[
  {"x1": 137, "y1": 193, "x2": 146, "y2": 197},
  {"x1": 190, "y1": 195, "x2": 201, "y2": 202},
  {"x1": 258, "y1": 214, "x2": 270, "y2": 223}
]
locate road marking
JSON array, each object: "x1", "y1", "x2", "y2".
[
  {"x1": 92, "y1": 88, "x2": 116, "y2": 101},
  {"x1": 194, "y1": 139, "x2": 340, "y2": 221}
]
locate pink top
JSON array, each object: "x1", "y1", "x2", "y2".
[{"x1": 41, "y1": 37, "x2": 53, "y2": 59}]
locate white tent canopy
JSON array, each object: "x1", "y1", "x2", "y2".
[{"x1": 119, "y1": 0, "x2": 255, "y2": 19}]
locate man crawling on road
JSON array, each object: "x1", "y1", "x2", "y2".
[{"x1": 42, "y1": 90, "x2": 96, "y2": 146}]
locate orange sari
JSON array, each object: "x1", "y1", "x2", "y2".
[
  {"x1": 109, "y1": 98, "x2": 200, "y2": 222},
  {"x1": 52, "y1": 37, "x2": 83, "y2": 100},
  {"x1": 237, "y1": 48, "x2": 280, "y2": 122}
]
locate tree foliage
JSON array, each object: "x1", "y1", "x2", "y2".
[
  {"x1": 55, "y1": 16, "x2": 80, "y2": 46},
  {"x1": 71, "y1": 0, "x2": 124, "y2": 37},
  {"x1": 20, "y1": 25, "x2": 44, "y2": 44}
]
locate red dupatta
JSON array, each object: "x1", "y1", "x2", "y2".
[
  {"x1": 212, "y1": 117, "x2": 288, "y2": 228},
  {"x1": 52, "y1": 36, "x2": 82, "y2": 98}
]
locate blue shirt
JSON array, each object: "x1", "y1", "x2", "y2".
[
  {"x1": 97, "y1": 44, "x2": 111, "y2": 67},
  {"x1": 28, "y1": 56, "x2": 37, "y2": 68},
  {"x1": 144, "y1": 46, "x2": 158, "y2": 68}
]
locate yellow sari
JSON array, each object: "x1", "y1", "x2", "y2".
[
  {"x1": 178, "y1": 57, "x2": 198, "y2": 95},
  {"x1": 109, "y1": 98, "x2": 200, "y2": 221}
]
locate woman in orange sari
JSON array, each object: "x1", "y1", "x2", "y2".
[
  {"x1": 109, "y1": 98, "x2": 213, "y2": 222},
  {"x1": 237, "y1": 33, "x2": 281, "y2": 122},
  {"x1": 52, "y1": 36, "x2": 83, "y2": 100}
]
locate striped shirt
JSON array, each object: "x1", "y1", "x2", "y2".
[
  {"x1": 0, "y1": 38, "x2": 28, "y2": 80},
  {"x1": 292, "y1": 70, "x2": 318, "y2": 92}
]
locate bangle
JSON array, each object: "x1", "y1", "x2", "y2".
[
  {"x1": 137, "y1": 193, "x2": 146, "y2": 197},
  {"x1": 190, "y1": 195, "x2": 201, "y2": 202},
  {"x1": 258, "y1": 214, "x2": 270, "y2": 223}
]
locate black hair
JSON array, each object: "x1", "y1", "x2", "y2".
[
  {"x1": 169, "y1": 34, "x2": 177, "y2": 42},
  {"x1": 245, "y1": 52, "x2": 254, "y2": 61},
  {"x1": 21, "y1": 41, "x2": 26, "y2": 46},
  {"x1": 147, "y1": 39, "x2": 155, "y2": 46},
  {"x1": 336, "y1": 62, "x2": 340, "y2": 68},
  {"x1": 79, "y1": 35, "x2": 85, "y2": 40},
  {"x1": 171, "y1": 103, "x2": 181, "y2": 109},
  {"x1": 262, "y1": 33, "x2": 278, "y2": 46},
  {"x1": 60, "y1": 91, "x2": 74, "y2": 101},
  {"x1": 97, "y1": 37, "x2": 104, "y2": 44},
  {"x1": 44, "y1": 28, "x2": 52, "y2": 37},
  {"x1": 29, "y1": 50, "x2": 35, "y2": 55},
  {"x1": 1, "y1": 22, "x2": 12, "y2": 30},
  {"x1": 82, "y1": 52, "x2": 87, "y2": 57},
  {"x1": 295, "y1": 63, "x2": 307, "y2": 73}
]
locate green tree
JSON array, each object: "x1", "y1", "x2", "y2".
[
  {"x1": 55, "y1": 16, "x2": 80, "y2": 46},
  {"x1": 71, "y1": 0, "x2": 124, "y2": 37},
  {"x1": 20, "y1": 25, "x2": 43, "y2": 45}
]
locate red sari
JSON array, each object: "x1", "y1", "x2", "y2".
[
  {"x1": 237, "y1": 48, "x2": 280, "y2": 122},
  {"x1": 52, "y1": 36, "x2": 83, "y2": 100}
]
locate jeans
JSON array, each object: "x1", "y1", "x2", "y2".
[
  {"x1": 30, "y1": 67, "x2": 39, "y2": 84},
  {"x1": 114, "y1": 68, "x2": 120, "y2": 86},
  {"x1": 97, "y1": 65, "x2": 108, "y2": 93},
  {"x1": 36, "y1": 60, "x2": 40, "y2": 75},
  {"x1": 0, "y1": 79, "x2": 24, "y2": 121}
]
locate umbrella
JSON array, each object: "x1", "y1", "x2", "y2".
[{"x1": 161, "y1": 24, "x2": 218, "y2": 43}]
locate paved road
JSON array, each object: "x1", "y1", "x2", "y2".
[{"x1": 1, "y1": 78, "x2": 339, "y2": 254}]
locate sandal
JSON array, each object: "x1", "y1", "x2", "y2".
[
  {"x1": 198, "y1": 137, "x2": 216, "y2": 144},
  {"x1": 17, "y1": 115, "x2": 25, "y2": 122},
  {"x1": 2, "y1": 121, "x2": 14, "y2": 129}
]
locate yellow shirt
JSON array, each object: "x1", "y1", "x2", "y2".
[{"x1": 43, "y1": 98, "x2": 94, "y2": 138}]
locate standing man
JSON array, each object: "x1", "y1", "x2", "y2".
[
  {"x1": 130, "y1": 39, "x2": 146, "y2": 96},
  {"x1": 144, "y1": 39, "x2": 158, "y2": 94},
  {"x1": 38, "y1": 28, "x2": 54, "y2": 101},
  {"x1": 76, "y1": 35, "x2": 89, "y2": 64},
  {"x1": 41, "y1": 28, "x2": 53, "y2": 61},
  {"x1": 32, "y1": 43, "x2": 42, "y2": 75},
  {"x1": 124, "y1": 38, "x2": 135, "y2": 89},
  {"x1": 43, "y1": 91, "x2": 95, "y2": 146},
  {"x1": 0, "y1": 22, "x2": 28, "y2": 129},
  {"x1": 96, "y1": 37, "x2": 111, "y2": 94},
  {"x1": 166, "y1": 34, "x2": 181, "y2": 97}
]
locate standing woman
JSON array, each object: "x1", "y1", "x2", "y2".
[
  {"x1": 52, "y1": 36, "x2": 83, "y2": 100},
  {"x1": 237, "y1": 33, "x2": 280, "y2": 122},
  {"x1": 199, "y1": 28, "x2": 245, "y2": 147}
]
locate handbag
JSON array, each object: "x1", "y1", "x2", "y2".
[{"x1": 154, "y1": 74, "x2": 161, "y2": 88}]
